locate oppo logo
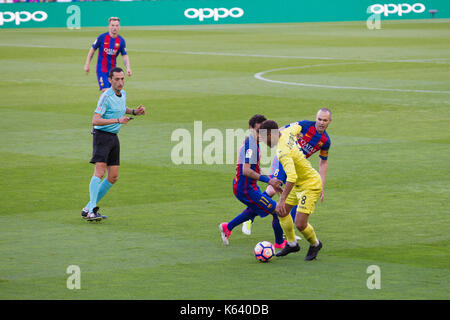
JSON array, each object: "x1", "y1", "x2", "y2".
[
  {"x1": 0, "y1": 10, "x2": 48, "y2": 26},
  {"x1": 369, "y1": 3, "x2": 426, "y2": 16},
  {"x1": 184, "y1": 7, "x2": 244, "y2": 21}
]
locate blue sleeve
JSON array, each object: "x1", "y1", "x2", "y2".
[
  {"x1": 244, "y1": 138, "x2": 258, "y2": 165},
  {"x1": 319, "y1": 136, "x2": 331, "y2": 160},
  {"x1": 119, "y1": 38, "x2": 127, "y2": 55},
  {"x1": 92, "y1": 34, "x2": 102, "y2": 50}
]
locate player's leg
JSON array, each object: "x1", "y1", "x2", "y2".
[
  {"x1": 97, "y1": 71, "x2": 110, "y2": 91},
  {"x1": 83, "y1": 130, "x2": 113, "y2": 220},
  {"x1": 271, "y1": 214, "x2": 286, "y2": 248},
  {"x1": 97, "y1": 136, "x2": 120, "y2": 206},
  {"x1": 226, "y1": 207, "x2": 258, "y2": 233},
  {"x1": 248, "y1": 191, "x2": 284, "y2": 247},
  {"x1": 220, "y1": 190, "x2": 278, "y2": 245},
  {"x1": 275, "y1": 201, "x2": 300, "y2": 257},
  {"x1": 294, "y1": 189, "x2": 322, "y2": 260},
  {"x1": 242, "y1": 155, "x2": 286, "y2": 235},
  {"x1": 86, "y1": 162, "x2": 107, "y2": 221}
]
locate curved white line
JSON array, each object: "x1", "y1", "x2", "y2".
[{"x1": 254, "y1": 64, "x2": 450, "y2": 94}]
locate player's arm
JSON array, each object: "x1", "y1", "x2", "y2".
[
  {"x1": 318, "y1": 145, "x2": 329, "y2": 201},
  {"x1": 92, "y1": 113, "x2": 130, "y2": 126},
  {"x1": 84, "y1": 47, "x2": 95, "y2": 75},
  {"x1": 126, "y1": 105, "x2": 146, "y2": 116},
  {"x1": 319, "y1": 158, "x2": 327, "y2": 202},
  {"x1": 242, "y1": 163, "x2": 282, "y2": 192},
  {"x1": 276, "y1": 155, "x2": 297, "y2": 216},
  {"x1": 122, "y1": 55, "x2": 132, "y2": 76}
]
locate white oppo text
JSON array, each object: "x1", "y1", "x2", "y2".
[
  {"x1": 184, "y1": 7, "x2": 244, "y2": 21},
  {"x1": 369, "y1": 3, "x2": 426, "y2": 16},
  {"x1": 0, "y1": 10, "x2": 48, "y2": 26}
]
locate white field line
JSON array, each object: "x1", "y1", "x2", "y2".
[
  {"x1": 0, "y1": 43, "x2": 449, "y2": 64},
  {"x1": 254, "y1": 64, "x2": 450, "y2": 94}
]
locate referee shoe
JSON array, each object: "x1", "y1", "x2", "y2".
[
  {"x1": 82, "y1": 207, "x2": 107, "y2": 220},
  {"x1": 86, "y1": 207, "x2": 103, "y2": 222}
]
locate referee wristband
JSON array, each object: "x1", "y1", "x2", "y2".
[{"x1": 259, "y1": 175, "x2": 270, "y2": 183}]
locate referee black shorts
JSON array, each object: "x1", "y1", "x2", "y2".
[{"x1": 90, "y1": 129, "x2": 120, "y2": 166}]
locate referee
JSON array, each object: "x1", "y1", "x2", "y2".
[{"x1": 82, "y1": 67, "x2": 146, "y2": 221}]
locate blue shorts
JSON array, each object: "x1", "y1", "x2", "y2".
[
  {"x1": 269, "y1": 155, "x2": 287, "y2": 184},
  {"x1": 233, "y1": 182, "x2": 276, "y2": 217},
  {"x1": 97, "y1": 71, "x2": 111, "y2": 90}
]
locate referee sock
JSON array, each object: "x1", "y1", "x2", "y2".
[
  {"x1": 87, "y1": 176, "x2": 101, "y2": 212},
  {"x1": 96, "y1": 179, "x2": 113, "y2": 204},
  {"x1": 228, "y1": 207, "x2": 257, "y2": 231}
]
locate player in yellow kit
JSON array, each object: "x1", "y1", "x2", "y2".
[{"x1": 274, "y1": 123, "x2": 323, "y2": 260}]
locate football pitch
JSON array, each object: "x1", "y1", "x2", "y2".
[{"x1": 0, "y1": 19, "x2": 449, "y2": 300}]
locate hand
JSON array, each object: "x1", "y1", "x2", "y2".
[
  {"x1": 276, "y1": 200, "x2": 286, "y2": 217},
  {"x1": 135, "y1": 105, "x2": 146, "y2": 115},
  {"x1": 84, "y1": 64, "x2": 90, "y2": 75},
  {"x1": 268, "y1": 178, "x2": 283, "y2": 194},
  {"x1": 320, "y1": 190, "x2": 324, "y2": 202},
  {"x1": 127, "y1": 68, "x2": 132, "y2": 77},
  {"x1": 118, "y1": 116, "x2": 130, "y2": 124}
]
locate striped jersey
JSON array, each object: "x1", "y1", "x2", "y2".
[
  {"x1": 92, "y1": 32, "x2": 127, "y2": 74},
  {"x1": 284, "y1": 120, "x2": 331, "y2": 160},
  {"x1": 233, "y1": 133, "x2": 260, "y2": 194}
]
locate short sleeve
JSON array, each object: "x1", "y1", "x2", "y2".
[
  {"x1": 92, "y1": 34, "x2": 102, "y2": 50},
  {"x1": 119, "y1": 38, "x2": 127, "y2": 55},
  {"x1": 319, "y1": 138, "x2": 331, "y2": 160},
  {"x1": 95, "y1": 94, "x2": 108, "y2": 116},
  {"x1": 244, "y1": 138, "x2": 258, "y2": 165}
]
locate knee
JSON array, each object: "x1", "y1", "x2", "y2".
[
  {"x1": 277, "y1": 211, "x2": 289, "y2": 218},
  {"x1": 108, "y1": 175, "x2": 118, "y2": 184},
  {"x1": 295, "y1": 220, "x2": 308, "y2": 231},
  {"x1": 95, "y1": 172, "x2": 105, "y2": 180}
]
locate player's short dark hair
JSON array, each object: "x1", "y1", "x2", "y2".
[
  {"x1": 259, "y1": 120, "x2": 279, "y2": 131},
  {"x1": 109, "y1": 67, "x2": 124, "y2": 78},
  {"x1": 248, "y1": 114, "x2": 267, "y2": 128}
]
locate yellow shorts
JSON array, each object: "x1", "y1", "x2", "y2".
[{"x1": 285, "y1": 179, "x2": 322, "y2": 215}]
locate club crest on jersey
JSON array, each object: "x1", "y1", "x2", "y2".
[{"x1": 245, "y1": 149, "x2": 253, "y2": 159}]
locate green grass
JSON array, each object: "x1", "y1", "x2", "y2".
[{"x1": 0, "y1": 20, "x2": 449, "y2": 299}]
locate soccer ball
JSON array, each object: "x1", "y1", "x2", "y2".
[{"x1": 254, "y1": 241, "x2": 275, "y2": 262}]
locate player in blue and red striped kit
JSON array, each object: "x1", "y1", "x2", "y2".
[
  {"x1": 219, "y1": 116, "x2": 283, "y2": 246},
  {"x1": 241, "y1": 108, "x2": 332, "y2": 240},
  {"x1": 84, "y1": 17, "x2": 132, "y2": 92}
]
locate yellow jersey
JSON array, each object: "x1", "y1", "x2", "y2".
[{"x1": 276, "y1": 124, "x2": 321, "y2": 188}]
